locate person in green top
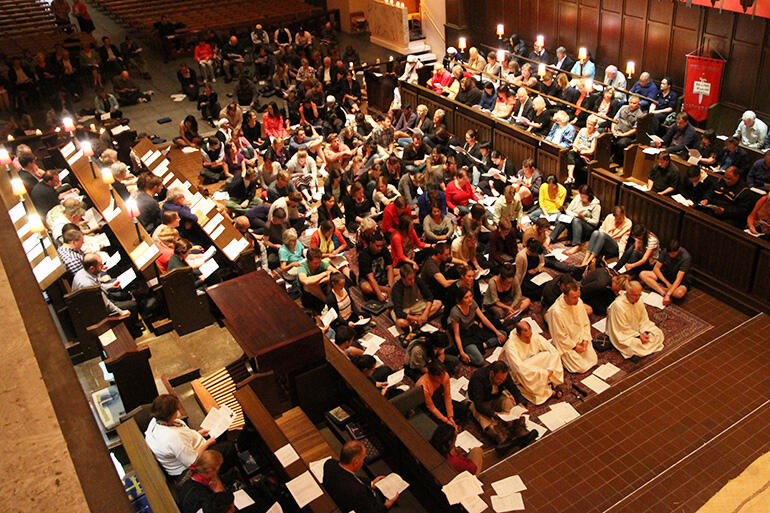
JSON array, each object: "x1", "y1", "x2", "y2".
[{"x1": 297, "y1": 247, "x2": 339, "y2": 311}]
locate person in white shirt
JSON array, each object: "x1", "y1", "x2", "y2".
[
  {"x1": 144, "y1": 394, "x2": 219, "y2": 478},
  {"x1": 603, "y1": 65, "x2": 627, "y2": 102},
  {"x1": 733, "y1": 110, "x2": 768, "y2": 149}
]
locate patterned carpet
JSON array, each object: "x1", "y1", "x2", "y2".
[{"x1": 334, "y1": 239, "x2": 712, "y2": 445}]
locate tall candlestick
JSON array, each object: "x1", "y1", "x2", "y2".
[
  {"x1": 625, "y1": 60, "x2": 635, "y2": 77},
  {"x1": 496, "y1": 24, "x2": 504, "y2": 38},
  {"x1": 458, "y1": 37, "x2": 467, "y2": 51}
]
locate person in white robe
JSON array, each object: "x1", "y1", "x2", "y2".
[
  {"x1": 502, "y1": 320, "x2": 565, "y2": 404},
  {"x1": 544, "y1": 283, "x2": 598, "y2": 373},
  {"x1": 606, "y1": 281, "x2": 665, "y2": 359}
]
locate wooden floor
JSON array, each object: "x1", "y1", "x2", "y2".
[{"x1": 478, "y1": 289, "x2": 770, "y2": 513}]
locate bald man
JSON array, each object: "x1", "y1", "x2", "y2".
[
  {"x1": 502, "y1": 320, "x2": 565, "y2": 405},
  {"x1": 323, "y1": 440, "x2": 397, "y2": 513},
  {"x1": 606, "y1": 281, "x2": 664, "y2": 359},
  {"x1": 629, "y1": 71, "x2": 658, "y2": 111}
]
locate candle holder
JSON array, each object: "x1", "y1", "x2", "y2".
[
  {"x1": 496, "y1": 24, "x2": 504, "y2": 39},
  {"x1": 28, "y1": 213, "x2": 47, "y2": 255},
  {"x1": 81, "y1": 140, "x2": 96, "y2": 178},
  {"x1": 578, "y1": 47, "x2": 587, "y2": 61},
  {"x1": 0, "y1": 147, "x2": 11, "y2": 177},
  {"x1": 458, "y1": 37, "x2": 467, "y2": 54},
  {"x1": 625, "y1": 61, "x2": 635, "y2": 79},
  {"x1": 11, "y1": 177, "x2": 28, "y2": 213},
  {"x1": 125, "y1": 198, "x2": 142, "y2": 241},
  {"x1": 63, "y1": 117, "x2": 76, "y2": 138},
  {"x1": 101, "y1": 167, "x2": 118, "y2": 202}
]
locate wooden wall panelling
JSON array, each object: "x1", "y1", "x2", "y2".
[
  {"x1": 420, "y1": 96, "x2": 456, "y2": 134},
  {"x1": 603, "y1": 0, "x2": 622, "y2": 14},
  {"x1": 401, "y1": 87, "x2": 418, "y2": 112},
  {"x1": 647, "y1": 0, "x2": 673, "y2": 24},
  {"x1": 577, "y1": 4, "x2": 599, "y2": 56},
  {"x1": 722, "y1": 41, "x2": 760, "y2": 109},
  {"x1": 668, "y1": 26, "x2": 699, "y2": 88},
  {"x1": 598, "y1": 11, "x2": 622, "y2": 66},
  {"x1": 454, "y1": 108, "x2": 493, "y2": 146},
  {"x1": 752, "y1": 249, "x2": 770, "y2": 303},
  {"x1": 558, "y1": 0, "x2": 579, "y2": 51},
  {"x1": 536, "y1": 144, "x2": 567, "y2": 182},
  {"x1": 618, "y1": 187, "x2": 683, "y2": 246},
  {"x1": 644, "y1": 21, "x2": 672, "y2": 79},
  {"x1": 537, "y1": 0, "x2": 557, "y2": 41},
  {"x1": 621, "y1": 15, "x2": 646, "y2": 73},
  {"x1": 623, "y1": 0, "x2": 647, "y2": 19},
  {"x1": 587, "y1": 169, "x2": 620, "y2": 218},
  {"x1": 679, "y1": 213, "x2": 758, "y2": 293},
  {"x1": 494, "y1": 126, "x2": 536, "y2": 168}
]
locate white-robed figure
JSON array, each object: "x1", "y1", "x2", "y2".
[
  {"x1": 544, "y1": 282, "x2": 598, "y2": 373},
  {"x1": 399, "y1": 55, "x2": 423, "y2": 84},
  {"x1": 607, "y1": 281, "x2": 665, "y2": 359},
  {"x1": 502, "y1": 320, "x2": 565, "y2": 404}
]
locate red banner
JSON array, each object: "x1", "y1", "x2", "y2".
[
  {"x1": 683, "y1": 55, "x2": 725, "y2": 122},
  {"x1": 686, "y1": 0, "x2": 770, "y2": 20}
]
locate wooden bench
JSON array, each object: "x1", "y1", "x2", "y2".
[{"x1": 116, "y1": 418, "x2": 181, "y2": 513}]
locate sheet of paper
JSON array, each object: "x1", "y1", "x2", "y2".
[
  {"x1": 491, "y1": 493, "x2": 524, "y2": 512},
  {"x1": 581, "y1": 374, "x2": 610, "y2": 394},
  {"x1": 462, "y1": 494, "x2": 489, "y2": 513},
  {"x1": 66, "y1": 149, "x2": 83, "y2": 166},
  {"x1": 455, "y1": 430, "x2": 484, "y2": 452},
  {"x1": 285, "y1": 471, "x2": 323, "y2": 509},
  {"x1": 361, "y1": 333, "x2": 385, "y2": 346},
  {"x1": 530, "y1": 271, "x2": 553, "y2": 286},
  {"x1": 592, "y1": 317, "x2": 607, "y2": 333},
  {"x1": 745, "y1": 228, "x2": 763, "y2": 238},
  {"x1": 274, "y1": 444, "x2": 300, "y2": 468},
  {"x1": 485, "y1": 346, "x2": 503, "y2": 363},
  {"x1": 232, "y1": 489, "x2": 255, "y2": 510},
  {"x1": 222, "y1": 238, "x2": 244, "y2": 260},
  {"x1": 482, "y1": 196, "x2": 497, "y2": 206},
  {"x1": 9, "y1": 202, "x2": 25, "y2": 223},
  {"x1": 23, "y1": 233, "x2": 44, "y2": 254},
  {"x1": 386, "y1": 368, "x2": 405, "y2": 387},
  {"x1": 642, "y1": 146, "x2": 661, "y2": 155},
  {"x1": 16, "y1": 222, "x2": 31, "y2": 239},
  {"x1": 33, "y1": 256, "x2": 60, "y2": 282},
  {"x1": 320, "y1": 306, "x2": 338, "y2": 327},
  {"x1": 103, "y1": 205, "x2": 121, "y2": 223},
  {"x1": 498, "y1": 405, "x2": 528, "y2": 422},
  {"x1": 104, "y1": 252, "x2": 121, "y2": 270},
  {"x1": 98, "y1": 329, "x2": 117, "y2": 347},
  {"x1": 546, "y1": 213, "x2": 558, "y2": 223},
  {"x1": 522, "y1": 317, "x2": 543, "y2": 334},
  {"x1": 524, "y1": 415, "x2": 548, "y2": 439},
  {"x1": 152, "y1": 159, "x2": 169, "y2": 177},
  {"x1": 442, "y1": 471, "x2": 484, "y2": 505},
  {"x1": 642, "y1": 291, "x2": 665, "y2": 309},
  {"x1": 181, "y1": 146, "x2": 199, "y2": 154},
  {"x1": 387, "y1": 325, "x2": 400, "y2": 337},
  {"x1": 648, "y1": 134, "x2": 664, "y2": 144},
  {"x1": 203, "y1": 213, "x2": 224, "y2": 234},
  {"x1": 476, "y1": 268, "x2": 490, "y2": 279},
  {"x1": 479, "y1": 282, "x2": 489, "y2": 294},
  {"x1": 671, "y1": 194, "x2": 694, "y2": 207},
  {"x1": 134, "y1": 243, "x2": 159, "y2": 269},
  {"x1": 491, "y1": 475, "x2": 527, "y2": 496},
  {"x1": 61, "y1": 141, "x2": 76, "y2": 158},
  {"x1": 374, "y1": 473, "x2": 409, "y2": 500},
  {"x1": 198, "y1": 258, "x2": 219, "y2": 279},
  {"x1": 162, "y1": 172, "x2": 174, "y2": 185},
  {"x1": 199, "y1": 404, "x2": 235, "y2": 440},
  {"x1": 115, "y1": 268, "x2": 137, "y2": 289},
  {"x1": 265, "y1": 501, "x2": 282, "y2": 513},
  {"x1": 420, "y1": 323, "x2": 439, "y2": 333},
  {"x1": 593, "y1": 363, "x2": 620, "y2": 381},
  {"x1": 354, "y1": 317, "x2": 371, "y2": 326},
  {"x1": 307, "y1": 457, "x2": 331, "y2": 485}
]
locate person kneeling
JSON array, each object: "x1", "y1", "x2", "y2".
[{"x1": 606, "y1": 281, "x2": 664, "y2": 359}]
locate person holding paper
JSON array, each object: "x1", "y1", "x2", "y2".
[
  {"x1": 503, "y1": 320, "x2": 565, "y2": 404},
  {"x1": 145, "y1": 395, "x2": 238, "y2": 480},
  {"x1": 607, "y1": 281, "x2": 665, "y2": 360},
  {"x1": 640, "y1": 240, "x2": 691, "y2": 306},
  {"x1": 530, "y1": 174, "x2": 566, "y2": 221},
  {"x1": 422, "y1": 202, "x2": 455, "y2": 244},
  {"x1": 580, "y1": 269, "x2": 630, "y2": 316},
  {"x1": 747, "y1": 191, "x2": 770, "y2": 236},
  {"x1": 155, "y1": 226, "x2": 180, "y2": 273},
  {"x1": 747, "y1": 150, "x2": 770, "y2": 191},
  {"x1": 163, "y1": 186, "x2": 199, "y2": 231},
  {"x1": 323, "y1": 441, "x2": 398, "y2": 513},
  {"x1": 647, "y1": 151, "x2": 680, "y2": 195},
  {"x1": 224, "y1": 167, "x2": 260, "y2": 215},
  {"x1": 326, "y1": 272, "x2": 364, "y2": 330},
  {"x1": 566, "y1": 115, "x2": 600, "y2": 185},
  {"x1": 489, "y1": 218, "x2": 519, "y2": 271},
  {"x1": 654, "y1": 113, "x2": 696, "y2": 160},
  {"x1": 699, "y1": 166, "x2": 754, "y2": 228},
  {"x1": 311, "y1": 220, "x2": 352, "y2": 281},
  {"x1": 515, "y1": 238, "x2": 547, "y2": 301},
  {"x1": 550, "y1": 184, "x2": 601, "y2": 251},
  {"x1": 679, "y1": 166, "x2": 717, "y2": 205},
  {"x1": 579, "y1": 205, "x2": 633, "y2": 268},
  {"x1": 391, "y1": 262, "x2": 442, "y2": 331},
  {"x1": 451, "y1": 232, "x2": 483, "y2": 272},
  {"x1": 513, "y1": 158, "x2": 543, "y2": 209},
  {"x1": 449, "y1": 286, "x2": 506, "y2": 366},
  {"x1": 467, "y1": 361, "x2": 536, "y2": 450},
  {"x1": 614, "y1": 224, "x2": 659, "y2": 277},
  {"x1": 483, "y1": 262, "x2": 530, "y2": 329},
  {"x1": 390, "y1": 216, "x2": 426, "y2": 268},
  {"x1": 168, "y1": 239, "x2": 219, "y2": 288},
  {"x1": 177, "y1": 450, "x2": 235, "y2": 513},
  {"x1": 298, "y1": 247, "x2": 339, "y2": 311},
  {"x1": 545, "y1": 281, "x2": 598, "y2": 373},
  {"x1": 430, "y1": 423, "x2": 483, "y2": 475},
  {"x1": 58, "y1": 228, "x2": 87, "y2": 277},
  {"x1": 72, "y1": 253, "x2": 144, "y2": 338},
  {"x1": 358, "y1": 232, "x2": 394, "y2": 302},
  {"x1": 445, "y1": 169, "x2": 478, "y2": 217},
  {"x1": 716, "y1": 137, "x2": 750, "y2": 177},
  {"x1": 733, "y1": 110, "x2": 767, "y2": 149},
  {"x1": 417, "y1": 360, "x2": 469, "y2": 429}
]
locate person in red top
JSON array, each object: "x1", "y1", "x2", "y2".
[
  {"x1": 262, "y1": 101, "x2": 288, "y2": 140},
  {"x1": 390, "y1": 215, "x2": 425, "y2": 268},
  {"x1": 430, "y1": 423, "x2": 483, "y2": 475},
  {"x1": 193, "y1": 39, "x2": 216, "y2": 83},
  {"x1": 427, "y1": 63, "x2": 453, "y2": 94},
  {"x1": 445, "y1": 168, "x2": 478, "y2": 216},
  {"x1": 381, "y1": 196, "x2": 412, "y2": 236}
]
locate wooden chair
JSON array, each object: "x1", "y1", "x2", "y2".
[{"x1": 159, "y1": 267, "x2": 214, "y2": 336}]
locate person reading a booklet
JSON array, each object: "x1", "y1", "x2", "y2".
[
  {"x1": 544, "y1": 281, "x2": 598, "y2": 373},
  {"x1": 323, "y1": 441, "x2": 400, "y2": 513},
  {"x1": 502, "y1": 320, "x2": 566, "y2": 404},
  {"x1": 483, "y1": 262, "x2": 531, "y2": 329},
  {"x1": 467, "y1": 361, "x2": 537, "y2": 451},
  {"x1": 639, "y1": 240, "x2": 691, "y2": 306},
  {"x1": 606, "y1": 281, "x2": 665, "y2": 359}
]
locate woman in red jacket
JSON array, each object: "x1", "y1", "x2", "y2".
[
  {"x1": 194, "y1": 39, "x2": 216, "y2": 83},
  {"x1": 445, "y1": 168, "x2": 478, "y2": 217},
  {"x1": 390, "y1": 215, "x2": 425, "y2": 268}
]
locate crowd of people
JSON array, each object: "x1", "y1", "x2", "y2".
[{"x1": 8, "y1": 15, "x2": 770, "y2": 513}]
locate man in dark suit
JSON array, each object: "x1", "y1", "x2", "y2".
[
  {"x1": 553, "y1": 46, "x2": 574, "y2": 72},
  {"x1": 30, "y1": 170, "x2": 64, "y2": 217},
  {"x1": 323, "y1": 441, "x2": 398, "y2": 513},
  {"x1": 509, "y1": 87, "x2": 534, "y2": 128},
  {"x1": 98, "y1": 36, "x2": 124, "y2": 77},
  {"x1": 528, "y1": 40, "x2": 550, "y2": 64}
]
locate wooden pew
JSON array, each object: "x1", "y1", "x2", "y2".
[
  {"x1": 234, "y1": 387, "x2": 341, "y2": 513},
  {"x1": 64, "y1": 285, "x2": 107, "y2": 360},
  {"x1": 116, "y1": 418, "x2": 181, "y2": 513},
  {"x1": 158, "y1": 267, "x2": 214, "y2": 335},
  {"x1": 131, "y1": 138, "x2": 251, "y2": 264}
]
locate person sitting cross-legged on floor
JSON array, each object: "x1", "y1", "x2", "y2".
[
  {"x1": 449, "y1": 285, "x2": 507, "y2": 367},
  {"x1": 416, "y1": 361, "x2": 469, "y2": 431},
  {"x1": 639, "y1": 239, "x2": 691, "y2": 306},
  {"x1": 390, "y1": 262, "x2": 442, "y2": 332},
  {"x1": 502, "y1": 320, "x2": 566, "y2": 405},
  {"x1": 482, "y1": 262, "x2": 531, "y2": 329},
  {"x1": 297, "y1": 247, "x2": 339, "y2": 311},
  {"x1": 606, "y1": 280, "x2": 665, "y2": 360},
  {"x1": 467, "y1": 361, "x2": 538, "y2": 451}
]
